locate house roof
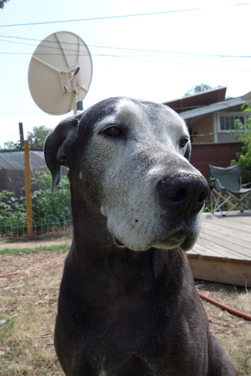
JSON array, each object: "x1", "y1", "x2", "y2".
[
  {"x1": 163, "y1": 87, "x2": 251, "y2": 120},
  {"x1": 180, "y1": 91, "x2": 251, "y2": 120},
  {"x1": 163, "y1": 87, "x2": 227, "y2": 114}
]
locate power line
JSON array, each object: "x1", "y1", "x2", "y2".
[
  {"x1": 1, "y1": 3, "x2": 251, "y2": 28},
  {"x1": 0, "y1": 43, "x2": 251, "y2": 71},
  {"x1": 0, "y1": 50, "x2": 251, "y2": 72},
  {"x1": 0, "y1": 8, "x2": 204, "y2": 28},
  {"x1": 0, "y1": 35, "x2": 251, "y2": 59}
]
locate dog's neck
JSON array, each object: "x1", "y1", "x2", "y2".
[{"x1": 70, "y1": 186, "x2": 118, "y2": 254}]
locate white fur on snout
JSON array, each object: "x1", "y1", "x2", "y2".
[{"x1": 87, "y1": 99, "x2": 202, "y2": 251}]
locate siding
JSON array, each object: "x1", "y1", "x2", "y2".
[
  {"x1": 189, "y1": 114, "x2": 214, "y2": 143},
  {"x1": 190, "y1": 142, "x2": 242, "y2": 181}
]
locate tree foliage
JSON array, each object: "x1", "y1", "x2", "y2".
[
  {"x1": 0, "y1": 125, "x2": 52, "y2": 152},
  {"x1": 230, "y1": 105, "x2": 251, "y2": 183},
  {"x1": 0, "y1": 0, "x2": 9, "y2": 9},
  {"x1": 0, "y1": 140, "x2": 22, "y2": 152},
  {"x1": 27, "y1": 125, "x2": 52, "y2": 150},
  {"x1": 184, "y1": 83, "x2": 221, "y2": 96}
]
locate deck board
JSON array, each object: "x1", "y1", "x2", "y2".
[
  {"x1": 201, "y1": 222, "x2": 251, "y2": 244},
  {"x1": 197, "y1": 231, "x2": 251, "y2": 259},
  {"x1": 187, "y1": 211, "x2": 251, "y2": 286}
]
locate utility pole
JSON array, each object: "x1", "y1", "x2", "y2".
[{"x1": 19, "y1": 122, "x2": 24, "y2": 149}]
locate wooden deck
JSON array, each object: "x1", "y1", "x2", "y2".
[{"x1": 187, "y1": 211, "x2": 251, "y2": 287}]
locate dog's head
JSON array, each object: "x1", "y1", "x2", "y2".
[{"x1": 44, "y1": 97, "x2": 208, "y2": 252}]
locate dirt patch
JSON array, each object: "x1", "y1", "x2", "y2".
[{"x1": 0, "y1": 250, "x2": 250, "y2": 375}]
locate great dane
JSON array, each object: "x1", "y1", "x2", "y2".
[{"x1": 44, "y1": 97, "x2": 237, "y2": 376}]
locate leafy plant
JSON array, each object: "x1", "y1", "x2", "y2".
[
  {"x1": 31, "y1": 168, "x2": 71, "y2": 226},
  {"x1": 0, "y1": 191, "x2": 27, "y2": 235},
  {"x1": 0, "y1": 168, "x2": 71, "y2": 236},
  {"x1": 27, "y1": 125, "x2": 52, "y2": 150},
  {"x1": 230, "y1": 105, "x2": 251, "y2": 184}
]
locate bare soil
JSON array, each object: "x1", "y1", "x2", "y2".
[{"x1": 0, "y1": 241, "x2": 250, "y2": 375}]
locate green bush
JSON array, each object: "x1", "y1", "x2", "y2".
[
  {"x1": 0, "y1": 168, "x2": 71, "y2": 235},
  {"x1": 230, "y1": 105, "x2": 251, "y2": 184},
  {"x1": 0, "y1": 191, "x2": 27, "y2": 235},
  {"x1": 31, "y1": 168, "x2": 71, "y2": 226}
]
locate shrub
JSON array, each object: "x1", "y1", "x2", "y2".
[
  {"x1": 230, "y1": 105, "x2": 251, "y2": 184},
  {"x1": 31, "y1": 168, "x2": 71, "y2": 226},
  {"x1": 0, "y1": 191, "x2": 27, "y2": 235},
  {"x1": 0, "y1": 168, "x2": 71, "y2": 235}
]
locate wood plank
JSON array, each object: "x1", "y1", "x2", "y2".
[
  {"x1": 199, "y1": 228, "x2": 251, "y2": 255},
  {"x1": 202, "y1": 211, "x2": 251, "y2": 224},
  {"x1": 187, "y1": 255, "x2": 251, "y2": 287},
  {"x1": 24, "y1": 141, "x2": 33, "y2": 237},
  {"x1": 187, "y1": 212, "x2": 251, "y2": 286},
  {"x1": 201, "y1": 222, "x2": 251, "y2": 246},
  {"x1": 191, "y1": 239, "x2": 244, "y2": 260},
  {"x1": 186, "y1": 249, "x2": 198, "y2": 255},
  {"x1": 219, "y1": 213, "x2": 251, "y2": 222},
  {"x1": 204, "y1": 213, "x2": 251, "y2": 227},
  {"x1": 202, "y1": 215, "x2": 251, "y2": 234},
  {"x1": 189, "y1": 243, "x2": 224, "y2": 258},
  {"x1": 198, "y1": 231, "x2": 251, "y2": 259},
  {"x1": 201, "y1": 227, "x2": 251, "y2": 257},
  {"x1": 195, "y1": 237, "x2": 249, "y2": 260}
]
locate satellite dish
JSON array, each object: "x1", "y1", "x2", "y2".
[{"x1": 28, "y1": 31, "x2": 92, "y2": 115}]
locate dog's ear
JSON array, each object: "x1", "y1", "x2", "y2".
[{"x1": 44, "y1": 114, "x2": 81, "y2": 192}]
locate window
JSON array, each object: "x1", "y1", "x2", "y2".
[{"x1": 219, "y1": 113, "x2": 250, "y2": 132}]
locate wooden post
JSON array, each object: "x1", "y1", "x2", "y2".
[{"x1": 24, "y1": 140, "x2": 33, "y2": 236}]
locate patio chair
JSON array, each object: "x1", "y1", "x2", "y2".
[{"x1": 209, "y1": 164, "x2": 251, "y2": 216}]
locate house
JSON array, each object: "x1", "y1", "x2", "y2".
[{"x1": 163, "y1": 87, "x2": 251, "y2": 180}]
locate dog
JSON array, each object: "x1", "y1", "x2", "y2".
[{"x1": 44, "y1": 97, "x2": 237, "y2": 376}]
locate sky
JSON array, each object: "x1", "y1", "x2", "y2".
[{"x1": 0, "y1": 0, "x2": 251, "y2": 146}]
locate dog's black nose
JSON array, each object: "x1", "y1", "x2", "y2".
[{"x1": 158, "y1": 173, "x2": 209, "y2": 215}]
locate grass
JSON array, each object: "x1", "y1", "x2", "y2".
[
  {"x1": 0, "y1": 244, "x2": 69, "y2": 255},
  {"x1": 219, "y1": 326, "x2": 251, "y2": 375},
  {"x1": 199, "y1": 282, "x2": 251, "y2": 375},
  {"x1": 0, "y1": 250, "x2": 65, "y2": 376}
]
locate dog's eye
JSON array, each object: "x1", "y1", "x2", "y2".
[
  {"x1": 179, "y1": 138, "x2": 189, "y2": 148},
  {"x1": 103, "y1": 126, "x2": 123, "y2": 137}
]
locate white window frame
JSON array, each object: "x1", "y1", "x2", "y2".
[{"x1": 217, "y1": 112, "x2": 251, "y2": 133}]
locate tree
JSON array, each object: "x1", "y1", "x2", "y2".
[
  {"x1": 0, "y1": 0, "x2": 10, "y2": 9},
  {"x1": 27, "y1": 125, "x2": 52, "y2": 150},
  {"x1": 184, "y1": 83, "x2": 221, "y2": 96},
  {"x1": 0, "y1": 125, "x2": 52, "y2": 152},
  {"x1": 230, "y1": 105, "x2": 251, "y2": 183},
  {"x1": 0, "y1": 140, "x2": 22, "y2": 152}
]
